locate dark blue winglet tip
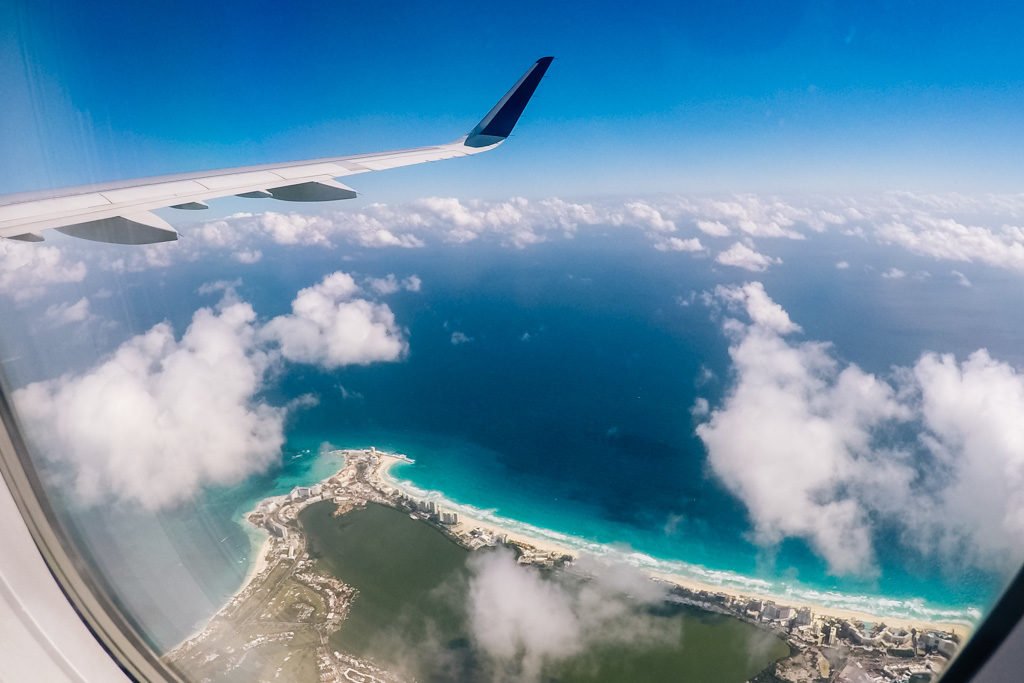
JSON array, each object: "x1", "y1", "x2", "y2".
[{"x1": 465, "y1": 56, "x2": 555, "y2": 147}]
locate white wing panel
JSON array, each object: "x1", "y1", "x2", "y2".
[
  {"x1": 272, "y1": 163, "x2": 351, "y2": 180},
  {"x1": 0, "y1": 194, "x2": 109, "y2": 223},
  {"x1": 0, "y1": 57, "x2": 553, "y2": 244},
  {"x1": 100, "y1": 180, "x2": 210, "y2": 204},
  {"x1": 195, "y1": 171, "x2": 289, "y2": 191}
]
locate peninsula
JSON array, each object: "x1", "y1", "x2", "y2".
[{"x1": 166, "y1": 448, "x2": 968, "y2": 683}]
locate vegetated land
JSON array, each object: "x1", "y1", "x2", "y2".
[
  {"x1": 301, "y1": 501, "x2": 790, "y2": 683},
  {"x1": 166, "y1": 449, "x2": 959, "y2": 683}
]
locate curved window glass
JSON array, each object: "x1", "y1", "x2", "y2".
[{"x1": 3, "y1": 3, "x2": 1024, "y2": 682}]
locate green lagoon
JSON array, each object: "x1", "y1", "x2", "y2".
[{"x1": 300, "y1": 502, "x2": 789, "y2": 682}]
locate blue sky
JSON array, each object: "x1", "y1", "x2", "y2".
[{"x1": 4, "y1": 0, "x2": 1024, "y2": 198}]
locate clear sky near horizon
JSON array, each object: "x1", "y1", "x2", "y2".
[{"x1": 4, "y1": 0, "x2": 1024, "y2": 198}]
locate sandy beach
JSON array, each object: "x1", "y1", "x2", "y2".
[
  {"x1": 242, "y1": 533, "x2": 272, "y2": 590},
  {"x1": 374, "y1": 451, "x2": 972, "y2": 637},
  {"x1": 169, "y1": 503, "x2": 280, "y2": 652},
  {"x1": 174, "y1": 447, "x2": 971, "y2": 658}
]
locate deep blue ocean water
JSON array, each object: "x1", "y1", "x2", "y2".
[{"x1": 26, "y1": 230, "x2": 1024, "y2": 650}]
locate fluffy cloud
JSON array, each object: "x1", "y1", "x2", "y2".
[
  {"x1": 698, "y1": 283, "x2": 907, "y2": 575},
  {"x1": 653, "y1": 236, "x2": 704, "y2": 252},
  {"x1": 882, "y1": 267, "x2": 907, "y2": 279},
  {"x1": 233, "y1": 248, "x2": 262, "y2": 264},
  {"x1": 14, "y1": 295, "x2": 284, "y2": 509},
  {"x1": 43, "y1": 297, "x2": 92, "y2": 327},
  {"x1": 366, "y1": 273, "x2": 421, "y2": 295},
  {"x1": 712, "y1": 282, "x2": 800, "y2": 335},
  {"x1": 466, "y1": 550, "x2": 675, "y2": 683},
  {"x1": 261, "y1": 272, "x2": 408, "y2": 368},
  {"x1": 876, "y1": 214, "x2": 1024, "y2": 272},
  {"x1": 697, "y1": 283, "x2": 1024, "y2": 576},
  {"x1": 12, "y1": 271, "x2": 413, "y2": 509},
  {"x1": 0, "y1": 240, "x2": 87, "y2": 301},
  {"x1": 715, "y1": 242, "x2": 781, "y2": 272},
  {"x1": 78, "y1": 193, "x2": 869, "y2": 277},
  {"x1": 904, "y1": 351, "x2": 1024, "y2": 571},
  {"x1": 68, "y1": 191, "x2": 1024, "y2": 278},
  {"x1": 450, "y1": 331, "x2": 473, "y2": 345},
  {"x1": 700, "y1": 197, "x2": 806, "y2": 239},
  {"x1": 696, "y1": 219, "x2": 732, "y2": 237},
  {"x1": 196, "y1": 210, "x2": 425, "y2": 253},
  {"x1": 623, "y1": 201, "x2": 676, "y2": 233}
]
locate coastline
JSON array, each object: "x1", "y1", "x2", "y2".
[
  {"x1": 374, "y1": 452, "x2": 974, "y2": 637},
  {"x1": 175, "y1": 449, "x2": 975, "y2": 644},
  {"x1": 168, "y1": 505, "x2": 279, "y2": 653},
  {"x1": 168, "y1": 447, "x2": 971, "y2": 681}
]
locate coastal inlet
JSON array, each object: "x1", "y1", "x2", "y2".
[{"x1": 165, "y1": 449, "x2": 961, "y2": 682}]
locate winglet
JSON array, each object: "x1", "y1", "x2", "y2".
[{"x1": 464, "y1": 56, "x2": 554, "y2": 148}]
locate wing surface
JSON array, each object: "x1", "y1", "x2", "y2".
[{"x1": 0, "y1": 57, "x2": 553, "y2": 244}]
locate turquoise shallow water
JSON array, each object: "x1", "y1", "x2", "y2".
[{"x1": 281, "y1": 433, "x2": 985, "y2": 628}]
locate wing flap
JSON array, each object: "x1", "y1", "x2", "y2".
[
  {"x1": 54, "y1": 212, "x2": 178, "y2": 245},
  {"x1": 268, "y1": 179, "x2": 358, "y2": 202}
]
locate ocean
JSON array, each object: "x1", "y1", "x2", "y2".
[{"x1": 40, "y1": 230, "x2": 1024, "y2": 651}]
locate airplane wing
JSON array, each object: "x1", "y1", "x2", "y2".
[{"x1": 0, "y1": 57, "x2": 553, "y2": 245}]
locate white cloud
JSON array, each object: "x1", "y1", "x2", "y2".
[
  {"x1": 337, "y1": 384, "x2": 363, "y2": 401},
  {"x1": 14, "y1": 295, "x2": 284, "y2": 509},
  {"x1": 696, "y1": 283, "x2": 1024, "y2": 577},
  {"x1": 11, "y1": 272, "x2": 417, "y2": 510},
  {"x1": 196, "y1": 210, "x2": 425, "y2": 252},
  {"x1": 43, "y1": 297, "x2": 92, "y2": 327},
  {"x1": 876, "y1": 214, "x2": 1024, "y2": 272},
  {"x1": 696, "y1": 219, "x2": 732, "y2": 237},
  {"x1": 691, "y1": 397, "x2": 710, "y2": 417},
  {"x1": 87, "y1": 194, "x2": 856, "y2": 275},
  {"x1": 835, "y1": 260, "x2": 850, "y2": 270},
  {"x1": 0, "y1": 241, "x2": 87, "y2": 301},
  {"x1": 233, "y1": 248, "x2": 262, "y2": 264},
  {"x1": 450, "y1": 331, "x2": 473, "y2": 345},
  {"x1": 623, "y1": 201, "x2": 676, "y2": 233},
  {"x1": 700, "y1": 197, "x2": 806, "y2": 239},
  {"x1": 402, "y1": 274, "x2": 422, "y2": 292},
  {"x1": 197, "y1": 278, "x2": 242, "y2": 296},
  {"x1": 882, "y1": 267, "x2": 906, "y2": 279},
  {"x1": 261, "y1": 272, "x2": 408, "y2": 368},
  {"x1": 366, "y1": 273, "x2": 422, "y2": 295},
  {"x1": 951, "y1": 270, "x2": 972, "y2": 287},
  {"x1": 715, "y1": 242, "x2": 781, "y2": 272},
  {"x1": 907, "y1": 351, "x2": 1024, "y2": 571},
  {"x1": 257, "y1": 212, "x2": 333, "y2": 246},
  {"x1": 70, "y1": 191, "x2": 1024, "y2": 278},
  {"x1": 466, "y1": 550, "x2": 675, "y2": 683},
  {"x1": 653, "y1": 236, "x2": 704, "y2": 252},
  {"x1": 713, "y1": 281, "x2": 800, "y2": 335}
]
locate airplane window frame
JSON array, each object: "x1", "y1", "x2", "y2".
[{"x1": 0, "y1": 381, "x2": 186, "y2": 682}]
